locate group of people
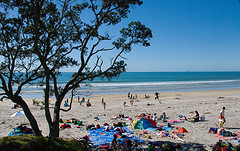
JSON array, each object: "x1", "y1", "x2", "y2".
[
  {"x1": 187, "y1": 107, "x2": 226, "y2": 129},
  {"x1": 77, "y1": 97, "x2": 92, "y2": 107},
  {"x1": 151, "y1": 112, "x2": 167, "y2": 122},
  {"x1": 150, "y1": 107, "x2": 226, "y2": 129},
  {"x1": 127, "y1": 92, "x2": 137, "y2": 106}
]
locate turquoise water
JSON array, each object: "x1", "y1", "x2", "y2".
[{"x1": 12, "y1": 72, "x2": 240, "y2": 98}]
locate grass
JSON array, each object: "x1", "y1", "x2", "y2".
[{"x1": 0, "y1": 135, "x2": 87, "y2": 151}]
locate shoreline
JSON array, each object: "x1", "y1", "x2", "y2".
[
  {"x1": 1, "y1": 88, "x2": 240, "y2": 150},
  {"x1": 20, "y1": 87, "x2": 240, "y2": 99}
]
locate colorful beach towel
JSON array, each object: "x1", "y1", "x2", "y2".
[
  {"x1": 167, "y1": 119, "x2": 184, "y2": 123},
  {"x1": 214, "y1": 135, "x2": 239, "y2": 140},
  {"x1": 146, "y1": 126, "x2": 172, "y2": 131},
  {"x1": 214, "y1": 133, "x2": 240, "y2": 140},
  {"x1": 87, "y1": 126, "x2": 144, "y2": 146}
]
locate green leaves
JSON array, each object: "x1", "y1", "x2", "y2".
[{"x1": 113, "y1": 21, "x2": 152, "y2": 51}]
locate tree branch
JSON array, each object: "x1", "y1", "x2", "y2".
[{"x1": 60, "y1": 89, "x2": 74, "y2": 112}]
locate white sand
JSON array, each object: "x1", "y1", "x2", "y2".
[{"x1": 1, "y1": 89, "x2": 240, "y2": 150}]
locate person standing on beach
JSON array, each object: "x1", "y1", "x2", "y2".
[
  {"x1": 219, "y1": 107, "x2": 226, "y2": 128},
  {"x1": 80, "y1": 97, "x2": 85, "y2": 106},
  {"x1": 101, "y1": 98, "x2": 104, "y2": 104},
  {"x1": 155, "y1": 92, "x2": 159, "y2": 100},
  {"x1": 103, "y1": 102, "x2": 106, "y2": 110}
]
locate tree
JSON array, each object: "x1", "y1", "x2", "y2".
[{"x1": 0, "y1": 0, "x2": 152, "y2": 137}]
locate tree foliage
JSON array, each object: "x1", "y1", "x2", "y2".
[{"x1": 0, "y1": 0, "x2": 152, "y2": 137}]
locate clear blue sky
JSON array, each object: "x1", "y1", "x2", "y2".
[
  {"x1": 60, "y1": 0, "x2": 240, "y2": 72},
  {"x1": 118, "y1": 0, "x2": 240, "y2": 72}
]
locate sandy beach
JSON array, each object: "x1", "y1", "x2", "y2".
[{"x1": 1, "y1": 89, "x2": 240, "y2": 150}]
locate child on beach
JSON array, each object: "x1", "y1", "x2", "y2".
[
  {"x1": 123, "y1": 102, "x2": 126, "y2": 107},
  {"x1": 86, "y1": 99, "x2": 91, "y2": 107},
  {"x1": 161, "y1": 112, "x2": 167, "y2": 122},
  {"x1": 64, "y1": 101, "x2": 69, "y2": 107},
  {"x1": 153, "y1": 113, "x2": 157, "y2": 121},
  {"x1": 80, "y1": 97, "x2": 85, "y2": 106},
  {"x1": 130, "y1": 97, "x2": 134, "y2": 105}
]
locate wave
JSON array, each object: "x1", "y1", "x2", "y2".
[
  {"x1": 89, "y1": 80, "x2": 240, "y2": 87},
  {"x1": 1, "y1": 79, "x2": 240, "y2": 97},
  {"x1": 7, "y1": 79, "x2": 240, "y2": 90}
]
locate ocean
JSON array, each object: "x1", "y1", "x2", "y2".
[{"x1": 7, "y1": 72, "x2": 240, "y2": 98}]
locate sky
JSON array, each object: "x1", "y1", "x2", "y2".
[
  {"x1": 115, "y1": 0, "x2": 240, "y2": 72},
  {"x1": 2, "y1": 0, "x2": 239, "y2": 72}
]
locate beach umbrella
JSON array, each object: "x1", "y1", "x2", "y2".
[
  {"x1": 130, "y1": 118, "x2": 157, "y2": 129},
  {"x1": 11, "y1": 111, "x2": 25, "y2": 124},
  {"x1": 11, "y1": 111, "x2": 25, "y2": 117}
]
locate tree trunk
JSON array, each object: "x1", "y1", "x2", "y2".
[
  {"x1": 16, "y1": 96, "x2": 42, "y2": 136},
  {"x1": 49, "y1": 120, "x2": 60, "y2": 138},
  {"x1": 49, "y1": 99, "x2": 61, "y2": 137}
]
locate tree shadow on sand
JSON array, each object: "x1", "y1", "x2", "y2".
[
  {"x1": 224, "y1": 127, "x2": 240, "y2": 130},
  {"x1": 137, "y1": 140, "x2": 208, "y2": 151}
]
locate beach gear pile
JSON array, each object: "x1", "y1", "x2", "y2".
[
  {"x1": 212, "y1": 140, "x2": 240, "y2": 151},
  {"x1": 9, "y1": 125, "x2": 33, "y2": 136},
  {"x1": 59, "y1": 118, "x2": 83, "y2": 129},
  {"x1": 208, "y1": 127, "x2": 240, "y2": 140}
]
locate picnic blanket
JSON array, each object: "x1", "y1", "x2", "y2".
[{"x1": 87, "y1": 126, "x2": 144, "y2": 146}]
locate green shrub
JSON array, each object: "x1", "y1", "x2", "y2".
[{"x1": 0, "y1": 135, "x2": 87, "y2": 151}]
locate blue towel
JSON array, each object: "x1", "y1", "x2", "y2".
[{"x1": 87, "y1": 126, "x2": 143, "y2": 146}]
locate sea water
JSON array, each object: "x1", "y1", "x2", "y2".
[{"x1": 4, "y1": 72, "x2": 240, "y2": 98}]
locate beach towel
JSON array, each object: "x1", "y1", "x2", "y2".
[
  {"x1": 8, "y1": 126, "x2": 33, "y2": 136},
  {"x1": 213, "y1": 132, "x2": 240, "y2": 140},
  {"x1": 167, "y1": 119, "x2": 184, "y2": 123},
  {"x1": 214, "y1": 135, "x2": 239, "y2": 140},
  {"x1": 87, "y1": 126, "x2": 144, "y2": 146},
  {"x1": 146, "y1": 126, "x2": 171, "y2": 131}
]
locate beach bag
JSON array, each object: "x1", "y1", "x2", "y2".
[
  {"x1": 200, "y1": 115, "x2": 205, "y2": 121},
  {"x1": 77, "y1": 121, "x2": 82, "y2": 126}
]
